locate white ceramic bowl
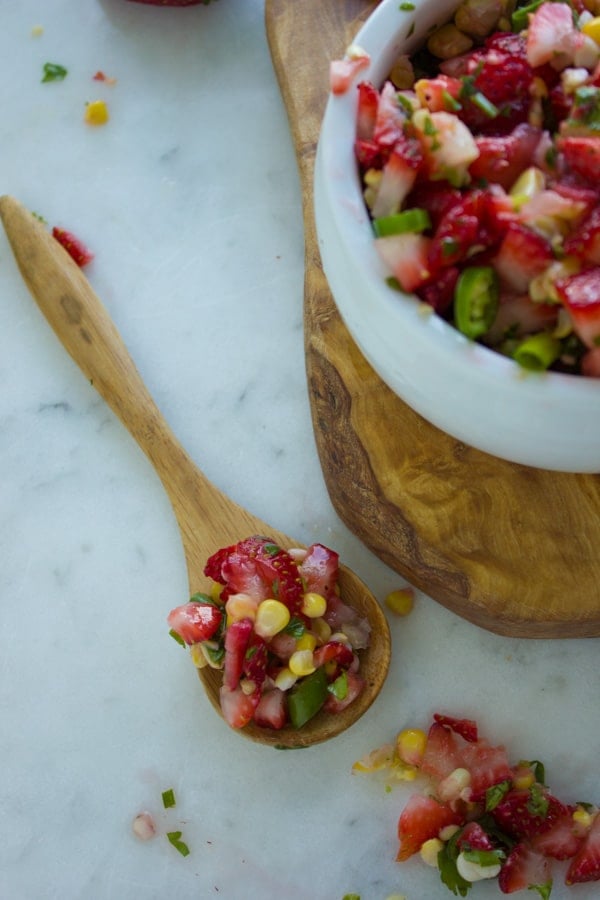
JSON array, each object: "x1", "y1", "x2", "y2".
[{"x1": 314, "y1": 0, "x2": 600, "y2": 473}]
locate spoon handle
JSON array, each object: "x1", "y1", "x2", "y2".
[{"x1": 0, "y1": 195, "x2": 223, "y2": 528}]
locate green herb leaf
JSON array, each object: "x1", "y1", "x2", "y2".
[
  {"x1": 462, "y1": 848, "x2": 505, "y2": 868},
  {"x1": 42, "y1": 62, "x2": 68, "y2": 83},
  {"x1": 283, "y1": 616, "x2": 306, "y2": 638},
  {"x1": 528, "y1": 882, "x2": 553, "y2": 900},
  {"x1": 169, "y1": 629, "x2": 186, "y2": 648},
  {"x1": 162, "y1": 788, "x2": 176, "y2": 809},
  {"x1": 189, "y1": 591, "x2": 222, "y2": 608},
  {"x1": 438, "y1": 829, "x2": 472, "y2": 897},
  {"x1": 399, "y1": 1, "x2": 415, "y2": 8},
  {"x1": 519, "y1": 759, "x2": 546, "y2": 785},
  {"x1": 166, "y1": 831, "x2": 190, "y2": 857},
  {"x1": 527, "y1": 783, "x2": 549, "y2": 818}
]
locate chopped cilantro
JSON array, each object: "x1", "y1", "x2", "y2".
[
  {"x1": 438, "y1": 830, "x2": 471, "y2": 896},
  {"x1": 284, "y1": 616, "x2": 306, "y2": 638},
  {"x1": 161, "y1": 788, "x2": 176, "y2": 809},
  {"x1": 42, "y1": 62, "x2": 68, "y2": 83},
  {"x1": 169, "y1": 629, "x2": 186, "y2": 648},
  {"x1": 166, "y1": 831, "x2": 190, "y2": 857}
]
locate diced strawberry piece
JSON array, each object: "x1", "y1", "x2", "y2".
[
  {"x1": 356, "y1": 81, "x2": 379, "y2": 141},
  {"x1": 469, "y1": 124, "x2": 543, "y2": 191},
  {"x1": 405, "y1": 183, "x2": 463, "y2": 231},
  {"x1": 526, "y1": 1, "x2": 580, "y2": 69},
  {"x1": 492, "y1": 788, "x2": 570, "y2": 840},
  {"x1": 313, "y1": 640, "x2": 355, "y2": 670},
  {"x1": 531, "y1": 805, "x2": 584, "y2": 859},
  {"x1": 415, "y1": 265, "x2": 459, "y2": 314},
  {"x1": 297, "y1": 542, "x2": 340, "y2": 598},
  {"x1": 493, "y1": 223, "x2": 555, "y2": 293},
  {"x1": 564, "y1": 204, "x2": 600, "y2": 265},
  {"x1": 373, "y1": 81, "x2": 408, "y2": 149},
  {"x1": 253, "y1": 688, "x2": 287, "y2": 730},
  {"x1": 420, "y1": 721, "x2": 466, "y2": 783},
  {"x1": 242, "y1": 633, "x2": 268, "y2": 689},
  {"x1": 370, "y1": 139, "x2": 422, "y2": 218},
  {"x1": 223, "y1": 617, "x2": 253, "y2": 690},
  {"x1": 329, "y1": 54, "x2": 370, "y2": 96},
  {"x1": 555, "y1": 267, "x2": 600, "y2": 347},
  {"x1": 167, "y1": 600, "x2": 223, "y2": 645},
  {"x1": 428, "y1": 189, "x2": 494, "y2": 271},
  {"x1": 414, "y1": 74, "x2": 462, "y2": 112},
  {"x1": 456, "y1": 821, "x2": 495, "y2": 852},
  {"x1": 219, "y1": 684, "x2": 259, "y2": 729},
  {"x1": 460, "y1": 738, "x2": 512, "y2": 801},
  {"x1": 566, "y1": 812, "x2": 600, "y2": 883},
  {"x1": 557, "y1": 136, "x2": 600, "y2": 185},
  {"x1": 267, "y1": 631, "x2": 297, "y2": 661},
  {"x1": 323, "y1": 670, "x2": 364, "y2": 714},
  {"x1": 485, "y1": 293, "x2": 559, "y2": 345},
  {"x1": 52, "y1": 227, "x2": 94, "y2": 267},
  {"x1": 374, "y1": 232, "x2": 431, "y2": 292},
  {"x1": 205, "y1": 536, "x2": 303, "y2": 612},
  {"x1": 498, "y1": 843, "x2": 552, "y2": 894},
  {"x1": 321, "y1": 593, "x2": 370, "y2": 648},
  {"x1": 397, "y1": 794, "x2": 463, "y2": 861},
  {"x1": 354, "y1": 138, "x2": 383, "y2": 169},
  {"x1": 433, "y1": 713, "x2": 478, "y2": 743}
]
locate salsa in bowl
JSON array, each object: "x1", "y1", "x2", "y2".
[{"x1": 315, "y1": 0, "x2": 600, "y2": 472}]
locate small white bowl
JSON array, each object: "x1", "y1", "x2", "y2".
[{"x1": 314, "y1": 0, "x2": 600, "y2": 473}]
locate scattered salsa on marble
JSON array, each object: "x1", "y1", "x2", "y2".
[
  {"x1": 335, "y1": 0, "x2": 600, "y2": 376},
  {"x1": 353, "y1": 713, "x2": 600, "y2": 895},
  {"x1": 168, "y1": 536, "x2": 371, "y2": 731}
]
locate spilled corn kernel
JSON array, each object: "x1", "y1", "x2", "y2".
[
  {"x1": 385, "y1": 587, "x2": 415, "y2": 616},
  {"x1": 396, "y1": 728, "x2": 427, "y2": 766},
  {"x1": 85, "y1": 99, "x2": 109, "y2": 125},
  {"x1": 420, "y1": 837, "x2": 444, "y2": 867}
]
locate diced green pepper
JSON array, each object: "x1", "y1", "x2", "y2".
[
  {"x1": 454, "y1": 266, "x2": 499, "y2": 340},
  {"x1": 512, "y1": 332, "x2": 561, "y2": 371},
  {"x1": 288, "y1": 667, "x2": 328, "y2": 728},
  {"x1": 373, "y1": 208, "x2": 431, "y2": 237},
  {"x1": 511, "y1": 0, "x2": 546, "y2": 32}
]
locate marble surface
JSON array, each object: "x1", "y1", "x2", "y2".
[{"x1": 1, "y1": 2, "x2": 599, "y2": 898}]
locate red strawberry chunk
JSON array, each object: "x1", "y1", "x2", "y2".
[
  {"x1": 253, "y1": 688, "x2": 287, "y2": 730},
  {"x1": 415, "y1": 74, "x2": 462, "y2": 112},
  {"x1": 492, "y1": 788, "x2": 569, "y2": 841},
  {"x1": 456, "y1": 821, "x2": 495, "y2": 852},
  {"x1": 242, "y1": 633, "x2": 268, "y2": 689},
  {"x1": 557, "y1": 136, "x2": 600, "y2": 186},
  {"x1": 297, "y1": 542, "x2": 340, "y2": 598},
  {"x1": 223, "y1": 617, "x2": 253, "y2": 690},
  {"x1": 460, "y1": 738, "x2": 512, "y2": 800},
  {"x1": 375, "y1": 232, "x2": 431, "y2": 292},
  {"x1": 531, "y1": 805, "x2": 584, "y2": 860},
  {"x1": 356, "y1": 81, "x2": 379, "y2": 141},
  {"x1": 167, "y1": 600, "x2": 223, "y2": 645},
  {"x1": 421, "y1": 721, "x2": 466, "y2": 783},
  {"x1": 219, "y1": 684, "x2": 259, "y2": 729},
  {"x1": 566, "y1": 812, "x2": 600, "y2": 884},
  {"x1": 469, "y1": 124, "x2": 543, "y2": 191},
  {"x1": 493, "y1": 223, "x2": 555, "y2": 293},
  {"x1": 370, "y1": 137, "x2": 423, "y2": 218},
  {"x1": 330, "y1": 55, "x2": 370, "y2": 96},
  {"x1": 313, "y1": 639, "x2": 355, "y2": 670},
  {"x1": 498, "y1": 842, "x2": 552, "y2": 894},
  {"x1": 397, "y1": 794, "x2": 463, "y2": 861},
  {"x1": 433, "y1": 713, "x2": 478, "y2": 743},
  {"x1": 415, "y1": 265, "x2": 459, "y2": 314},
  {"x1": 373, "y1": 81, "x2": 408, "y2": 149},
  {"x1": 428, "y1": 189, "x2": 494, "y2": 271},
  {"x1": 555, "y1": 267, "x2": 600, "y2": 348},
  {"x1": 323, "y1": 670, "x2": 364, "y2": 714},
  {"x1": 52, "y1": 227, "x2": 94, "y2": 267},
  {"x1": 205, "y1": 536, "x2": 303, "y2": 612}
]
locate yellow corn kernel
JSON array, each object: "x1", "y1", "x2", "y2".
[
  {"x1": 254, "y1": 599, "x2": 290, "y2": 638},
  {"x1": 509, "y1": 166, "x2": 545, "y2": 206},
  {"x1": 573, "y1": 806, "x2": 594, "y2": 830},
  {"x1": 85, "y1": 99, "x2": 109, "y2": 126},
  {"x1": 209, "y1": 581, "x2": 223, "y2": 603},
  {"x1": 330, "y1": 631, "x2": 350, "y2": 644},
  {"x1": 583, "y1": 15, "x2": 600, "y2": 44},
  {"x1": 396, "y1": 728, "x2": 427, "y2": 766},
  {"x1": 190, "y1": 643, "x2": 208, "y2": 669},
  {"x1": 301, "y1": 591, "x2": 327, "y2": 618},
  {"x1": 352, "y1": 743, "x2": 396, "y2": 773},
  {"x1": 296, "y1": 632, "x2": 317, "y2": 653},
  {"x1": 289, "y1": 649, "x2": 316, "y2": 676},
  {"x1": 198, "y1": 640, "x2": 223, "y2": 669},
  {"x1": 439, "y1": 824, "x2": 461, "y2": 842},
  {"x1": 274, "y1": 667, "x2": 297, "y2": 691},
  {"x1": 385, "y1": 587, "x2": 415, "y2": 616},
  {"x1": 226, "y1": 592, "x2": 257, "y2": 624},
  {"x1": 311, "y1": 617, "x2": 332, "y2": 643},
  {"x1": 512, "y1": 768, "x2": 536, "y2": 791},
  {"x1": 420, "y1": 837, "x2": 444, "y2": 867}
]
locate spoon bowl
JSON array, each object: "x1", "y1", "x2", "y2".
[{"x1": 0, "y1": 195, "x2": 391, "y2": 749}]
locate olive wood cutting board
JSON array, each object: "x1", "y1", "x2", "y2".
[{"x1": 265, "y1": 0, "x2": 600, "y2": 639}]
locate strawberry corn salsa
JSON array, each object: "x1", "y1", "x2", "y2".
[
  {"x1": 354, "y1": 713, "x2": 600, "y2": 895},
  {"x1": 168, "y1": 536, "x2": 370, "y2": 731},
  {"x1": 336, "y1": 0, "x2": 600, "y2": 376}
]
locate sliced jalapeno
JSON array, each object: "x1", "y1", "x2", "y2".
[
  {"x1": 512, "y1": 332, "x2": 561, "y2": 371},
  {"x1": 373, "y1": 208, "x2": 431, "y2": 237},
  {"x1": 454, "y1": 266, "x2": 499, "y2": 340},
  {"x1": 288, "y1": 667, "x2": 328, "y2": 728}
]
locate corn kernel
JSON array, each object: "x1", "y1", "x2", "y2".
[
  {"x1": 420, "y1": 838, "x2": 444, "y2": 867},
  {"x1": 512, "y1": 768, "x2": 536, "y2": 791},
  {"x1": 573, "y1": 806, "x2": 594, "y2": 829},
  {"x1": 330, "y1": 631, "x2": 350, "y2": 644},
  {"x1": 385, "y1": 588, "x2": 415, "y2": 616},
  {"x1": 254, "y1": 599, "x2": 290, "y2": 638},
  {"x1": 274, "y1": 667, "x2": 297, "y2": 691},
  {"x1": 296, "y1": 632, "x2": 317, "y2": 653},
  {"x1": 438, "y1": 767, "x2": 472, "y2": 804},
  {"x1": 509, "y1": 166, "x2": 545, "y2": 205},
  {"x1": 85, "y1": 99, "x2": 109, "y2": 126},
  {"x1": 289, "y1": 649, "x2": 316, "y2": 676},
  {"x1": 301, "y1": 591, "x2": 327, "y2": 618},
  {"x1": 209, "y1": 581, "x2": 223, "y2": 603},
  {"x1": 583, "y1": 16, "x2": 600, "y2": 45},
  {"x1": 198, "y1": 640, "x2": 223, "y2": 669},
  {"x1": 311, "y1": 617, "x2": 332, "y2": 643},
  {"x1": 396, "y1": 728, "x2": 427, "y2": 766},
  {"x1": 190, "y1": 643, "x2": 208, "y2": 669},
  {"x1": 226, "y1": 592, "x2": 257, "y2": 624},
  {"x1": 439, "y1": 824, "x2": 461, "y2": 842}
]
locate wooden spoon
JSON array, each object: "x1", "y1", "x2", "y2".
[{"x1": 0, "y1": 194, "x2": 391, "y2": 749}]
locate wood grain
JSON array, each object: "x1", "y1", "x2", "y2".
[{"x1": 265, "y1": 0, "x2": 600, "y2": 638}]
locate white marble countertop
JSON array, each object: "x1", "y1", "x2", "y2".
[{"x1": 1, "y1": 2, "x2": 599, "y2": 898}]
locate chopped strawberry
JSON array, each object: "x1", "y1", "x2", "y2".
[
  {"x1": 374, "y1": 232, "x2": 431, "y2": 292},
  {"x1": 313, "y1": 640, "x2": 355, "y2": 670},
  {"x1": 373, "y1": 81, "x2": 408, "y2": 149},
  {"x1": 415, "y1": 265, "x2": 459, "y2": 314},
  {"x1": 323, "y1": 670, "x2": 364, "y2": 714},
  {"x1": 493, "y1": 223, "x2": 555, "y2": 293},
  {"x1": 219, "y1": 684, "x2": 259, "y2": 729},
  {"x1": 223, "y1": 617, "x2": 253, "y2": 690},
  {"x1": 557, "y1": 135, "x2": 600, "y2": 185},
  {"x1": 167, "y1": 600, "x2": 223, "y2": 645},
  {"x1": 564, "y1": 203, "x2": 600, "y2": 265},
  {"x1": 531, "y1": 805, "x2": 584, "y2": 859},
  {"x1": 498, "y1": 843, "x2": 552, "y2": 894},
  {"x1": 356, "y1": 81, "x2": 379, "y2": 141},
  {"x1": 428, "y1": 189, "x2": 494, "y2": 271},
  {"x1": 253, "y1": 688, "x2": 287, "y2": 730},
  {"x1": 555, "y1": 267, "x2": 600, "y2": 347},
  {"x1": 397, "y1": 794, "x2": 463, "y2": 861},
  {"x1": 469, "y1": 124, "x2": 543, "y2": 190},
  {"x1": 485, "y1": 293, "x2": 559, "y2": 345},
  {"x1": 405, "y1": 183, "x2": 463, "y2": 231},
  {"x1": 52, "y1": 227, "x2": 94, "y2": 267},
  {"x1": 420, "y1": 721, "x2": 466, "y2": 783},
  {"x1": 205, "y1": 536, "x2": 303, "y2": 612},
  {"x1": 456, "y1": 821, "x2": 495, "y2": 852},
  {"x1": 461, "y1": 738, "x2": 512, "y2": 800},
  {"x1": 330, "y1": 54, "x2": 370, "y2": 96},
  {"x1": 370, "y1": 138, "x2": 422, "y2": 218},
  {"x1": 492, "y1": 788, "x2": 570, "y2": 840},
  {"x1": 242, "y1": 633, "x2": 268, "y2": 689},
  {"x1": 414, "y1": 74, "x2": 462, "y2": 112},
  {"x1": 297, "y1": 542, "x2": 340, "y2": 598},
  {"x1": 566, "y1": 812, "x2": 600, "y2": 883},
  {"x1": 433, "y1": 713, "x2": 478, "y2": 743}
]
